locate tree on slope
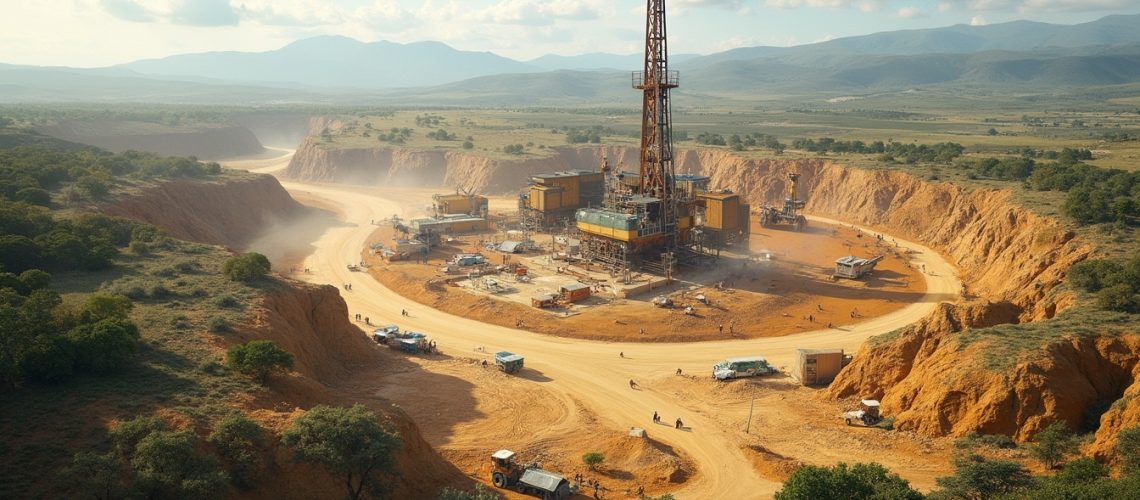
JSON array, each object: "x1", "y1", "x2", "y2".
[
  {"x1": 775, "y1": 462, "x2": 922, "y2": 500},
  {"x1": 282, "y1": 404, "x2": 401, "y2": 500},
  {"x1": 226, "y1": 340, "x2": 293, "y2": 385},
  {"x1": 222, "y1": 252, "x2": 270, "y2": 282}
]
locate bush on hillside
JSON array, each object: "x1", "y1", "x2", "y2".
[{"x1": 221, "y1": 253, "x2": 270, "y2": 282}]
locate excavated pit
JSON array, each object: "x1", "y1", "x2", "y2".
[{"x1": 287, "y1": 140, "x2": 1140, "y2": 447}]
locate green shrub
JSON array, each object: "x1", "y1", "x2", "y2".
[
  {"x1": 954, "y1": 432, "x2": 1018, "y2": 450},
  {"x1": 67, "y1": 318, "x2": 140, "y2": 374},
  {"x1": 175, "y1": 259, "x2": 198, "y2": 273},
  {"x1": 1069, "y1": 259, "x2": 1125, "y2": 292},
  {"x1": 208, "y1": 413, "x2": 264, "y2": 489},
  {"x1": 1031, "y1": 422, "x2": 1078, "y2": 469},
  {"x1": 214, "y1": 294, "x2": 240, "y2": 308},
  {"x1": 776, "y1": 462, "x2": 922, "y2": 500},
  {"x1": 222, "y1": 253, "x2": 270, "y2": 282},
  {"x1": 196, "y1": 358, "x2": 225, "y2": 375},
  {"x1": 439, "y1": 484, "x2": 501, "y2": 500},
  {"x1": 934, "y1": 454, "x2": 1032, "y2": 498},
  {"x1": 582, "y1": 451, "x2": 604, "y2": 471},
  {"x1": 226, "y1": 340, "x2": 293, "y2": 385},
  {"x1": 148, "y1": 283, "x2": 170, "y2": 299},
  {"x1": 1118, "y1": 425, "x2": 1140, "y2": 474},
  {"x1": 878, "y1": 416, "x2": 896, "y2": 431},
  {"x1": 169, "y1": 315, "x2": 191, "y2": 330},
  {"x1": 1098, "y1": 284, "x2": 1140, "y2": 313},
  {"x1": 128, "y1": 240, "x2": 150, "y2": 256},
  {"x1": 208, "y1": 317, "x2": 230, "y2": 333}
]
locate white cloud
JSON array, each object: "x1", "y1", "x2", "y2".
[
  {"x1": 676, "y1": 0, "x2": 745, "y2": 8},
  {"x1": 171, "y1": 0, "x2": 240, "y2": 27},
  {"x1": 1019, "y1": 0, "x2": 1131, "y2": 11},
  {"x1": 897, "y1": 6, "x2": 926, "y2": 18},
  {"x1": 100, "y1": 0, "x2": 154, "y2": 22},
  {"x1": 766, "y1": 0, "x2": 884, "y2": 10},
  {"x1": 938, "y1": 0, "x2": 1132, "y2": 12},
  {"x1": 970, "y1": 15, "x2": 988, "y2": 25}
]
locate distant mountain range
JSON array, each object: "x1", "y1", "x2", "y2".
[{"x1": 2, "y1": 14, "x2": 1140, "y2": 105}]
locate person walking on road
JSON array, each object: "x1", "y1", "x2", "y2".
[
  {"x1": 652, "y1": 411, "x2": 659, "y2": 423},
  {"x1": 675, "y1": 417, "x2": 683, "y2": 429}
]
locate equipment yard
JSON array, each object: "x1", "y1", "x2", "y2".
[{"x1": 362, "y1": 210, "x2": 925, "y2": 342}]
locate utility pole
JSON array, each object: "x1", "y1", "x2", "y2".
[{"x1": 746, "y1": 395, "x2": 755, "y2": 434}]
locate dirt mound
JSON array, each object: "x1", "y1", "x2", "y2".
[
  {"x1": 101, "y1": 174, "x2": 307, "y2": 249},
  {"x1": 745, "y1": 445, "x2": 803, "y2": 481},
  {"x1": 232, "y1": 281, "x2": 378, "y2": 383},
  {"x1": 37, "y1": 121, "x2": 264, "y2": 159}
]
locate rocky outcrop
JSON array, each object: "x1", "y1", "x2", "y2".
[
  {"x1": 1091, "y1": 361, "x2": 1140, "y2": 463},
  {"x1": 37, "y1": 121, "x2": 264, "y2": 159},
  {"x1": 828, "y1": 300, "x2": 1140, "y2": 440},
  {"x1": 101, "y1": 174, "x2": 306, "y2": 249}
]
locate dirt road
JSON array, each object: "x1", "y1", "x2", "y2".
[{"x1": 228, "y1": 151, "x2": 961, "y2": 498}]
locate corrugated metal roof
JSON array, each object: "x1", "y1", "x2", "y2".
[
  {"x1": 520, "y1": 468, "x2": 566, "y2": 493},
  {"x1": 725, "y1": 356, "x2": 768, "y2": 364},
  {"x1": 560, "y1": 282, "x2": 589, "y2": 292},
  {"x1": 498, "y1": 241, "x2": 522, "y2": 253},
  {"x1": 836, "y1": 255, "x2": 874, "y2": 266},
  {"x1": 797, "y1": 348, "x2": 844, "y2": 355}
]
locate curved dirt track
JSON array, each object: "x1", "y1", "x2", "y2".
[{"x1": 227, "y1": 151, "x2": 961, "y2": 498}]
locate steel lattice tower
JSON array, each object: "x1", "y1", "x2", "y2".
[{"x1": 634, "y1": 0, "x2": 679, "y2": 235}]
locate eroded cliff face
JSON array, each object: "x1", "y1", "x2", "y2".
[
  {"x1": 101, "y1": 174, "x2": 306, "y2": 249},
  {"x1": 827, "y1": 300, "x2": 1140, "y2": 441},
  {"x1": 674, "y1": 153, "x2": 1091, "y2": 321},
  {"x1": 285, "y1": 138, "x2": 624, "y2": 192},
  {"x1": 233, "y1": 282, "x2": 463, "y2": 498}
]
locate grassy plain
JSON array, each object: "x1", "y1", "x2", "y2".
[{"x1": 313, "y1": 87, "x2": 1140, "y2": 170}]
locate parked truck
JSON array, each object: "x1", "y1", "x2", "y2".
[
  {"x1": 495, "y1": 351, "x2": 524, "y2": 374},
  {"x1": 833, "y1": 255, "x2": 884, "y2": 279},
  {"x1": 713, "y1": 356, "x2": 778, "y2": 380},
  {"x1": 371, "y1": 324, "x2": 400, "y2": 344},
  {"x1": 490, "y1": 449, "x2": 573, "y2": 500},
  {"x1": 844, "y1": 399, "x2": 883, "y2": 426}
]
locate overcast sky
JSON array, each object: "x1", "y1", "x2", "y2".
[{"x1": 3, "y1": 0, "x2": 1139, "y2": 67}]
